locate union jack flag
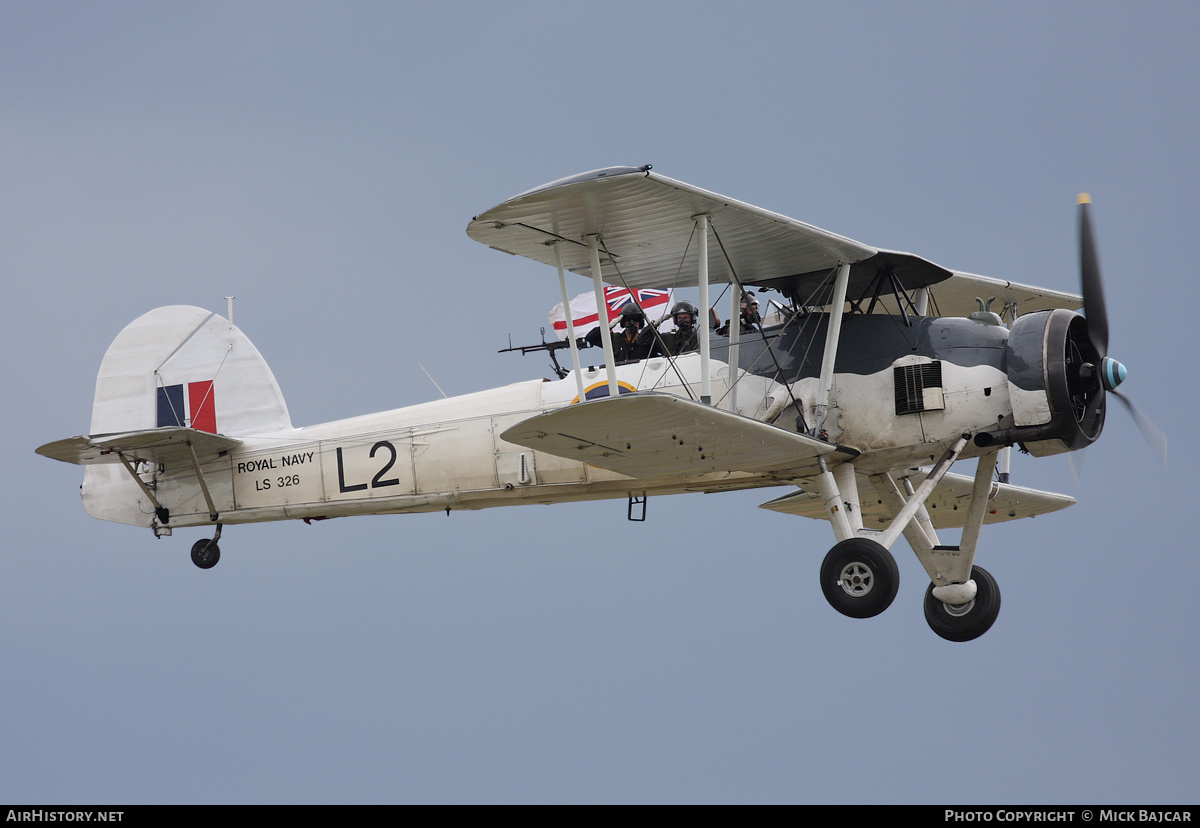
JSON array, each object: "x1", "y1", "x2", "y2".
[{"x1": 549, "y1": 286, "x2": 672, "y2": 340}]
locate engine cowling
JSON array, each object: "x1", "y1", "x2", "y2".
[{"x1": 977, "y1": 308, "x2": 1106, "y2": 456}]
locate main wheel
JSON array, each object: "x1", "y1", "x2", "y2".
[
  {"x1": 924, "y1": 565, "x2": 1001, "y2": 642},
  {"x1": 819, "y1": 538, "x2": 899, "y2": 618},
  {"x1": 191, "y1": 539, "x2": 221, "y2": 569}
]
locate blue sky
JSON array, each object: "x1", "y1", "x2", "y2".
[{"x1": 3, "y1": 1, "x2": 1198, "y2": 803}]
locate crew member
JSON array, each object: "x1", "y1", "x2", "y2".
[
  {"x1": 582, "y1": 303, "x2": 649, "y2": 364},
  {"x1": 717, "y1": 291, "x2": 761, "y2": 336},
  {"x1": 643, "y1": 300, "x2": 701, "y2": 357}
]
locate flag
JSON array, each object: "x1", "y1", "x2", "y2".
[
  {"x1": 548, "y1": 286, "x2": 672, "y2": 340},
  {"x1": 156, "y1": 380, "x2": 217, "y2": 433}
]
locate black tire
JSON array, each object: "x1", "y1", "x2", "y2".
[
  {"x1": 819, "y1": 538, "x2": 900, "y2": 618},
  {"x1": 191, "y1": 539, "x2": 221, "y2": 569},
  {"x1": 924, "y1": 565, "x2": 1001, "y2": 642}
]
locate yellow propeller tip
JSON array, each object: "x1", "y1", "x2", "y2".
[{"x1": 1077, "y1": 193, "x2": 1092, "y2": 205}]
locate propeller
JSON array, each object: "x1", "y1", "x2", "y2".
[
  {"x1": 1111, "y1": 389, "x2": 1168, "y2": 465},
  {"x1": 1076, "y1": 194, "x2": 1167, "y2": 464},
  {"x1": 1078, "y1": 195, "x2": 1109, "y2": 360}
]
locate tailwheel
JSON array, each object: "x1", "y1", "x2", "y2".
[
  {"x1": 820, "y1": 538, "x2": 899, "y2": 618},
  {"x1": 190, "y1": 539, "x2": 221, "y2": 569},
  {"x1": 924, "y1": 565, "x2": 1001, "y2": 642}
]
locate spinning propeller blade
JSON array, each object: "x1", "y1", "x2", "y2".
[
  {"x1": 1111, "y1": 389, "x2": 1168, "y2": 466},
  {"x1": 1077, "y1": 194, "x2": 1109, "y2": 359},
  {"x1": 1076, "y1": 195, "x2": 1166, "y2": 465}
]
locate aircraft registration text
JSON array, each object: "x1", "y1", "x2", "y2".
[
  {"x1": 232, "y1": 447, "x2": 323, "y2": 509},
  {"x1": 231, "y1": 438, "x2": 422, "y2": 510}
]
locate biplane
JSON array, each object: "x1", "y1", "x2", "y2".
[{"x1": 37, "y1": 165, "x2": 1154, "y2": 641}]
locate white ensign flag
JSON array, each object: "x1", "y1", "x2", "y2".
[{"x1": 548, "y1": 286, "x2": 672, "y2": 340}]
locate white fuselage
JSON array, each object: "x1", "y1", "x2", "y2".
[{"x1": 83, "y1": 345, "x2": 1013, "y2": 529}]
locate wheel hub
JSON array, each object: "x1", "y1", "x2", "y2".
[{"x1": 837, "y1": 562, "x2": 874, "y2": 597}]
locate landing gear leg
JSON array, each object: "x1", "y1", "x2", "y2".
[
  {"x1": 190, "y1": 524, "x2": 222, "y2": 570},
  {"x1": 820, "y1": 538, "x2": 899, "y2": 618},
  {"x1": 924, "y1": 565, "x2": 1001, "y2": 641}
]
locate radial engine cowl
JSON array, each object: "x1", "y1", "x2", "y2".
[{"x1": 977, "y1": 308, "x2": 1106, "y2": 456}]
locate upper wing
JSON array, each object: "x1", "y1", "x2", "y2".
[
  {"x1": 467, "y1": 166, "x2": 952, "y2": 298},
  {"x1": 36, "y1": 427, "x2": 242, "y2": 467},
  {"x1": 927, "y1": 270, "x2": 1082, "y2": 319},
  {"x1": 468, "y1": 166, "x2": 1082, "y2": 316},
  {"x1": 501, "y1": 392, "x2": 856, "y2": 479},
  {"x1": 760, "y1": 469, "x2": 1075, "y2": 528}
]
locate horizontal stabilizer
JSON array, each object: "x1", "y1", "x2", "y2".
[
  {"x1": 501, "y1": 393, "x2": 856, "y2": 479},
  {"x1": 37, "y1": 428, "x2": 242, "y2": 467},
  {"x1": 760, "y1": 470, "x2": 1075, "y2": 528}
]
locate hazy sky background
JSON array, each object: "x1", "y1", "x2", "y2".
[{"x1": 3, "y1": 1, "x2": 1198, "y2": 804}]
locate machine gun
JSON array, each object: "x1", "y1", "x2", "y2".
[{"x1": 498, "y1": 327, "x2": 575, "y2": 379}]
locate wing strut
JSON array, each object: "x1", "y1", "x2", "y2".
[
  {"x1": 553, "y1": 241, "x2": 587, "y2": 401},
  {"x1": 813, "y1": 262, "x2": 851, "y2": 434},
  {"x1": 726, "y1": 268, "x2": 742, "y2": 413},
  {"x1": 586, "y1": 235, "x2": 619, "y2": 398},
  {"x1": 706, "y1": 220, "x2": 745, "y2": 413},
  {"x1": 696, "y1": 213, "x2": 712, "y2": 404}
]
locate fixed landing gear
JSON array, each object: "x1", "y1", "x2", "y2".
[
  {"x1": 812, "y1": 449, "x2": 1004, "y2": 638},
  {"x1": 190, "y1": 524, "x2": 223, "y2": 569},
  {"x1": 924, "y1": 565, "x2": 1001, "y2": 642},
  {"x1": 820, "y1": 538, "x2": 899, "y2": 618},
  {"x1": 817, "y1": 540, "x2": 1002, "y2": 641},
  {"x1": 191, "y1": 539, "x2": 220, "y2": 569}
]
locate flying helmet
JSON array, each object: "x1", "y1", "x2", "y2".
[
  {"x1": 669, "y1": 300, "x2": 699, "y2": 327},
  {"x1": 617, "y1": 303, "x2": 645, "y2": 327}
]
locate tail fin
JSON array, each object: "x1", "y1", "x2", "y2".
[
  {"x1": 91, "y1": 305, "x2": 292, "y2": 437},
  {"x1": 62, "y1": 305, "x2": 292, "y2": 527}
]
